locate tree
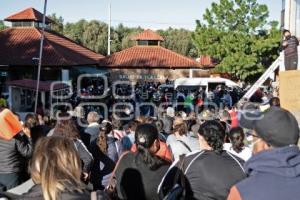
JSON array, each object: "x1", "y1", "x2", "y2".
[
  {"x1": 192, "y1": 0, "x2": 281, "y2": 81},
  {"x1": 158, "y1": 28, "x2": 198, "y2": 58},
  {"x1": 64, "y1": 19, "x2": 87, "y2": 44},
  {"x1": 0, "y1": 20, "x2": 7, "y2": 31},
  {"x1": 48, "y1": 13, "x2": 64, "y2": 34}
]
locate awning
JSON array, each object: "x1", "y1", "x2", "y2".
[{"x1": 7, "y1": 79, "x2": 69, "y2": 92}]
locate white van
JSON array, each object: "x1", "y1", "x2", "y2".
[{"x1": 174, "y1": 77, "x2": 239, "y2": 93}]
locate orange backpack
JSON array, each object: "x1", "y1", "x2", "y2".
[{"x1": 0, "y1": 109, "x2": 22, "y2": 140}]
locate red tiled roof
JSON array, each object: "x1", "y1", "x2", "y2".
[
  {"x1": 7, "y1": 79, "x2": 69, "y2": 92},
  {"x1": 133, "y1": 29, "x2": 164, "y2": 41},
  {"x1": 196, "y1": 56, "x2": 216, "y2": 68},
  {"x1": 0, "y1": 27, "x2": 103, "y2": 66},
  {"x1": 5, "y1": 7, "x2": 53, "y2": 24},
  {"x1": 99, "y1": 46, "x2": 203, "y2": 68}
]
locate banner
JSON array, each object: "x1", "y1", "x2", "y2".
[{"x1": 0, "y1": 109, "x2": 22, "y2": 140}]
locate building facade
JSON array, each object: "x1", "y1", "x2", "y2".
[
  {"x1": 99, "y1": 29, "x2": 214, "y2": 83},
  {"x1": 282, "y1": 0, "x2": 300, "y2": 38}
]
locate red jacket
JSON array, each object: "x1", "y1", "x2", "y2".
[{"x1": 131, "y1": 141, "x2": 172, "y2": 162}]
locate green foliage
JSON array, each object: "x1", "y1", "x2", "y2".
[
  {"x1": 64, "y1": 20, "x2": 144, "y2": 55},
  {"x1": 0, "y1": 20, "x2": 7, "y2": 31},
  {"x1": 47, "y1": 14, "x2": 197, "y2": 58},
  {"x1": 193, "y1": 0, "x2": 281, "y2": 81},
  {"x1": 158, "y1": 28, "x2": 198, "y2": 58},
  {"x1": 48, "y1": 13, "x2": 64, "y2": 34}
]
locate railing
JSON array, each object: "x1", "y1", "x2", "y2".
[{"x1": 240, "y1": 53, "x2": 284, "y2": 101}]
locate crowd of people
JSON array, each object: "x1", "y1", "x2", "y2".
[
  {"x1": 62, "y1": 79, "x2": 246, "y2": 125},
  {"x1": 0, "y1": 89, "x2": 300, "y2": 200}
]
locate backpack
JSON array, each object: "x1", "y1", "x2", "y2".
[{"x1": 160, "y1": 155, "x2": 186, "y2": 200}]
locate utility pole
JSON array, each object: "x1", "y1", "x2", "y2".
[
  {"x1": 34, "y1": 0, "x2": 47, "y2": 113},
  {"x1": 107, "y1": 0, "x2": 111, "y2": 55}
]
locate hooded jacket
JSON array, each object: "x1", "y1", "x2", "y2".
[{"x1": 227, "y1": 146, "x2": 300, "y2": 200}]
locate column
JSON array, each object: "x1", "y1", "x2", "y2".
[{"x1": 61, "y1": 69, "x2": 70, "y2": 82}]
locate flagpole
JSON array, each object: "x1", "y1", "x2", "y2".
[
  {"x1": 34, "y1": 0, "x2": 47, "y2": 113},
  {"x1": 107, "y1": 0, "x2": 111, "y2": 55}
]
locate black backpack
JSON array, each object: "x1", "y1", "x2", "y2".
[{"x1": 160, "y1": 155, "x2": 186, "y2": 200}]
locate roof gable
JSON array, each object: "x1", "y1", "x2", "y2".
[
  {"x1": 133, "y1": 29, "x2": 164, "y2": 41},
  {"x1": 0, "y1": 27, "x2": 103, "y2": 66},
  {"x1": 5, "y1": 7, "x2": 53, "y2": 24},
  {"x1": 99, "y1": 46, "x2": 202, "y2": 68}
]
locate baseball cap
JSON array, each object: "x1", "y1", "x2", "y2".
[{"x1": 240, "y1": 106, "x2": 299, "y2": 147}]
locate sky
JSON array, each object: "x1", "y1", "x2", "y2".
[{"x1": 0, "y1": 0, "x2": 282, "y2": 30}]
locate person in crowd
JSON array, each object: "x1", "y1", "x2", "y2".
[
  {"x1": 155, "y1": 120, "x2": 168, "y2": 142},
  {"x1": 161, "y1": 107, "x2": 174, "y2": 136},
  {"x1": 269, "y1": 97, "x2": 280, "y2": 107},
  {"x1": 0, "y1": 112, "x2": 33, "y2": 190},
  {"x1": 83, "y1": 111, "x2": 101, "y2": 147},
  {"x1": 19, "y1": 136, "x2": 91, "y2": 200},
  {"x1": 229, "y1": 106, "x2": 239, "y2": 128},
  {"x1": 224, "y1": 127, "x2": 252, "y2": 161},
  {"x1": 24, "y1": 114, "x2": 38, "y2": 129},
  {"x1": 36, "y1": 114, "x2": 51, "y2": 134},
  {"x1": 52, "y1": 118, "x2": 93, "y2": 182},
  {"x1": 281, "y1": 29, "x2": 299, "y2": 70},
  {"x1": 222, "y1": 90, "x2": 233, "y2": 108},
  {"x1": 159, "y1": 120, "x2": 246, "y2": 200},
  {"x1": 227, "y1": 107, "x2": 300, "y2": 200},
  {"x1": 176, "y1": 90, "x2": 185, "y2": 111},
  {"x1": 184, "y1": 93, "x2": 194, "y2": 114},
  {"x1": 121, "y1": 120, "x2": 138, "y2": 151},
  {"x1": 114, "y1": 123, "x2": 171, "y2": 200},
  {"x1": 219, "y1": 110, "x2": 232, "y2": 133},
  {"x1": 130, "y1": 119, "x2": 173, "y2": 162},
  {"x1": 167, "y1": 117, "x2": 200, "y2": 160},
  {"x1": 111, "y1": 118, "x2": 126, "y2": 140},
  {"x1": 90, "y1": 121, "x2": 123, "y2": 190},
  {"x1": 207, "y1": 88, "x2": 215, "y2": 102}
]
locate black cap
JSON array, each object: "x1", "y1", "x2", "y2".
[{"x1": 240, "y1": 107, "x2": 299, "y2": 147}]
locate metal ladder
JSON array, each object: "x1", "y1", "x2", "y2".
[{"x1": 240, "y1": 53, "x2": 284, "y2": 101}]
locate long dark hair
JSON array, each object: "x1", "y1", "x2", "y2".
[
  {"x1": 229, "y1": 127, "x2": 245, "y2": 153},
  {"x1": 53, "y1": 119, "x2": 80, "y2": 140},
  {"x1": 135, "y1": 123, "x2": 165, "y2": 170},
  {"x1": 198, "y1": 120, "x2": 225, "y2": 154},
  {"x1": 97, "y1": 121, "x2": 113, "y2": 154}
]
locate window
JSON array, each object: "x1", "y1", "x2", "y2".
[
  {"x1": 148, "y1": 40, "x2": 159, "y2": 46},
  {"x1": 12, "y1": 21, "x2": 33, "y2": 27},
  {"x1": 137, "y1": 40, "x2": 148, "y2": 45},
  {"x1": 137, "y1": 40, "x2": 159, "y2": 46}
]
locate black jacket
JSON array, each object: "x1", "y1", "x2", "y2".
[
  {"x1": 0, "y1": 134, "x2": 32, "y2": 174},
  {"x1": 90, "y1": 136, "x2": 123, "y2": 190},
  {"x1": 15, "y1": 184, "x2": 90, "y2": 200},
  {"x1": 158, "y1": 150, "x2": 246, "y2": 200},
  {"x1": 115, "y1": 152, "x2": 170, "y2": 200},
  {"x1": 282, "y1": 36, "x2": 299, "y2": 57}
]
